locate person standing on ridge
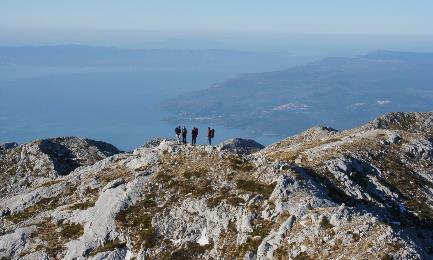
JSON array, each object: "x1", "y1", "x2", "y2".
[
  {"x1": 175, "y1": 126, "x2": 181, "y2": 144},
  {"x1": 191, "y1": 127, "x2": 198, "y2": 145},
  {"x1": 181, "y1": 126, "x2": 188, "y2": 144},
  {"x1": 207, "y1": 127, "x2": 215, "y2": 145}
]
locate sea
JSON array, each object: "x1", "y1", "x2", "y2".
[{"x1": 0, "y1": 65, "x2": 279, "y2": 151}]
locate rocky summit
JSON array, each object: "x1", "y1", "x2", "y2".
[{"x1": 1, "y1": 112, "x2": 433, "y2": 260}]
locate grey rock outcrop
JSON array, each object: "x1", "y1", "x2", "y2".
[
  {"x1": 217, "y1": 138, "x2": 265, "y2": 155},
  {"x1": 0, "y1": 137, "x2": 121, "y2": 198},
  {"x1": 0, "y1": 142, "x2": 18, "y2": 153}
]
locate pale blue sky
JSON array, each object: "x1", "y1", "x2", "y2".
[{"x1": 1, "y1": 0, "x2": 433, "y2": 35}]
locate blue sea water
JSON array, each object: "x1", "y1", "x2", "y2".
[{"x1": 0, "y1": 66, "x2": 278, "y2": 151}]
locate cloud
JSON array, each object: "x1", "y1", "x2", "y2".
[{"x1": 377, "y1": 100, "x2": 392, "y2": 105}]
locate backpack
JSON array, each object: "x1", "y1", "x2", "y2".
[
  {"x1": 175, "y1": 127, "x2": 180, "y2": 134},
  {"x1": 211, "y1": 129, "x2": 215, "y2": 138}
]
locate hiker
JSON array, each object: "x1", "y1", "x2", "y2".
[
  {"x1": 191, "y1": 127, "x2": 198, "y2": 145},
  {"x1": 207, "y1": 127, "x2": 215, "y2": 145},
  {"x1": 175, "y1": 125, "x2": 181, "y2": 144},
  {"x1": 181, "y1": 126, "x2": 188, "y2": 144}
]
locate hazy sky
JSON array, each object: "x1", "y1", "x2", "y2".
[{"x1": 2, "y1": 0, "x2": 433, "y2": 35}]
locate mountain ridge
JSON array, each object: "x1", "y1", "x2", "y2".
[{"x1": 1, "y1": 112, "x2": 433, "y2": 259}]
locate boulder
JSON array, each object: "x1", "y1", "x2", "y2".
[
  {"x1": 0, "y1": 142, "x2": 18, "y2": 152},
  {"x1": 217, "y1": 138, "x2": 265, "y2": 154}
]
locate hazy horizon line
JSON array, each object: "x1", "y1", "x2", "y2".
[{"x1": 3, "y1": 27, "x2": 433, "y2": 37}]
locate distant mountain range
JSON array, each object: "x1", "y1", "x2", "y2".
[{"x1": 162, "y1": 51, "x2": 433, "y2": 137}]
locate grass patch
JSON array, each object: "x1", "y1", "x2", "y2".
[
  {"x1": 236, "y1": 179, "x2": 275, "y2": 198},
  {"x1": 69, "y1": 200, "x2": 95, "y2": 211},
  {"x1": 35, "y1": 219, "x2": 84, "y2": 258},
  {"x1": 37, "y1": 220, "x2": 65, "y2": 258},
  {"x1": 155, "y1": 170, "x2": 212, "y2": 198},
  {"x1": 206, "y1": 195, "x2": 245, "y2": 208},
  {"x1": 226, "y1": 196, "x2": 246, "y2": 207},
  {"x1": 115, "y1": 198, "x2": 158, "y2": 250},
  {"x1": 90, "y1": 239, "x2": 126, "y2": 257},
  {"x1": 169, "y1": 241, "x2": 212, "y2": 260},
  {"x1": 38, "y1": 179, "x2": 63, "y2": 188},
  {"x1": 267, "y1": 136, "x2": 343, "y2": 163},
  {"x1": 237, "y1": 236, "x2": 263, "y2": 258},
  {"x1": 60, "y1": 223, "x2": 84, "y2": 240},
  {"x1": 154, "y1": 171, "x2": 172, "y2": 183},
  {"x1": 84, "y1": 186, "x2": 99, "y2": 196},
  {"x1": 238, "y1": 218, "x2": 274, "y2": 257},
  {"x1": 319, "y1": 216, "x2": 334, "y2": 230},
  {"x1": 294, "y1": 252, "x2": 312, "y2": 260},
  {"x1": 182, "y1": 169, "x2": 204, "y2": 179},
  {"x1": 267, "y1": 150, "x2": 300, "y2": 163},
  {"x1": 225, "y1": 155, "x2": 255, "y2": 172},
  {"x1": 206, "y1": 196, "x2": 224, "y2": 208},
  {"x1": 5, "y1": 197, "x2": 60, "y2": 224},
  {"x1": 373, "y1": 145, "x2": 433, "y2": 227},
  {"x1": 99, "y1": 166, "x2": 131, "y2": 184},
  {"x1": 274, "y1": 241, "x2": 290, "y2": 260}
]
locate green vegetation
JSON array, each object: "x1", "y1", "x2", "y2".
[
  {"x1": 38, "y1": 179, "x2": 63, "y2": 187},
  {"x1": 319, "y1": 216, "x2": 334, "y2": 230},
  {"x1": 236, "y1": 179, "x2": 275, "y2": 198},
  {"x1": 274, "y1": 243, "x2": 289, "y2": 260},
  {"x1": 206, "y1": 192, "x2": 245, "y2": 208},
  {"x1": 90, "y1": 239, "x2": 126, "y2": 256},
  {"x1": 267, "y1": 136, "x2": 343, "y2": 164},
  {"x1": 294, "y1": 252, "x2": 312, "y2": 260},
  {"x1": 155, "y1": 170, "x2": 212, "y2": 198},
  {"x1": 68, "y1": 200, "x2": 95, "y2": 211},
  {"x1": 238, "y1": 218, "x2": 274, "y2": 257},
  {"x1": 85, "y1": 186, "x2": 99, "y2": 196},
  {"x1": 60, "y1": 223, "x2": 84, "y2": 240},
  {"x1": 38, "y1": 220, "x2": 65, "y2": 258},
  {"x1": 182, "y1": 169, "x2": 203, "y2": 179},
  {"x1": 251, "y1": 219, "x2": 274, "y2": 238},
  {"x1": 387, "y1": 115, "x2": 416, "y2": 131},
  {"x1": 169, "y1": 241, "x2": 212, "y2": 260},
  {"x1": 35, "y1": 219, "x2": 84, "y2": 258},
  {"x1": 206, "y1": 196, "x2": 224, "y2": 208},
  {"x1": 99, "y1": 166, "x2": 131, "y2": 184},
  {"x1": 5, "y1": 197, "x2": 60, "y2": 224},
  {"x1": 372, "y1": 145, "x2": 433, "y2": 227},
  {"x1": 349, "y1": 169, "x2": 371, "y2": 189},
  {"x1": 115, "y1": 198, "x2": 158, "y2": 250},
  {"x1": 237, "y1": 236, "x2": 263, "y2": 258},
  {"x1": 226, "y1": 155, "x2": 255, "y2": 172}
]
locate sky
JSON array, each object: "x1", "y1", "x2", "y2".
[
  {"x1": 1, "y1": 1, "x2": 433, "y2": 49},
  {"x1": 2, "y1": 1, "x2": 433, "y2": 34}
]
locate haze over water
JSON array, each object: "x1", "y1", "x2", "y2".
[{"x1": 0, "y1": 50, "x2": 290, "y2": 150}]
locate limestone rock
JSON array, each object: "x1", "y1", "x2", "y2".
[
  {"x1": 0, "y1": 142, "x2": 18, "y2": 153},
  {"x1": 217, "y1": 138, "x2": 265, "y2": 154},
  {"x1": 0, "y1": 137, "x2": 121, "y2": 197}
]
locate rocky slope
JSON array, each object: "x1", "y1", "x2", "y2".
[
  {"x1": 0, "y1": 137, "x2": 121, "y2": 198},
  {"x1": 1, "y1": 112, "x2": 433, "y2": 259}
]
